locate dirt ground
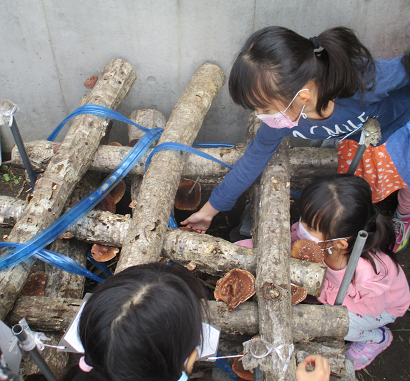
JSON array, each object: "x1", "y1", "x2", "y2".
[{"x1": 0, "y1": 162, "x2": 409, "y2": 381}]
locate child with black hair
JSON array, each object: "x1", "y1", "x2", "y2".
[
  {"x1": 292, "y1": 175, "x2": 410, "y2": 370},
  {"x1": 182, "y1": 26, "x2": 410, "y2": 253},
  {"x1": 61, "y1": 263, "x2": 330, "y2": 381}
]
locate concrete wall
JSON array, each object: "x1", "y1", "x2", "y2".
[{"x1": 1, "y1": 0, "x2": 409, "y2": 152}]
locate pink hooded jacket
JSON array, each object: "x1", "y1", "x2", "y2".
[
  {"x1": 290, "y1": 222, "x2": 410, "y2": 317},
  {"x1": 236, "y1": 223, "x2": 410, "y2": 317}
]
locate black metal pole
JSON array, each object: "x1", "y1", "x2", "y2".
[
  {"x1": 254, "y1": 365, "x2": 262, "y2": 381},
  {"x1": 11, "y1": 324, "x2": 57, "y2": 381},
  {"x1": 9, "y1": 118, "x2": 37, "y2": 191}
]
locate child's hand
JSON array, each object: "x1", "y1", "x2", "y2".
[
  {"x1": 180, "y1": 201, "x2": 219, "y2": 233},
  {"x1": 296, "y1": 355, "x2": 330, "y2": 381}
]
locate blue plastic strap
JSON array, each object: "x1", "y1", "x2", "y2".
[
  {"x1": 0, "y1": 242, "x2": 103, "y2": 282},
  {"x1": 214, "y1": 352, "x2": 239, "y2": 381},
  {"x1": 47, "y1": 104, "x2": 151, "y2": 141},
  {"x1": 168, "y1": 210, "x2": 178, "y2": 229},
  {"x1": 145, "y1": 142, "x2": 234, "y2": 171},
  {"x1": 87, "y1": 252, "x2": 112, "y2": 278},
  {"x1": 0, "y1": 128, "x2": 163, "y2": 271}
]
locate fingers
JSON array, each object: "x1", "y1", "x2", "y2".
[{"x1": 296, "y1": 355, "x2": 330, "y2": 381}]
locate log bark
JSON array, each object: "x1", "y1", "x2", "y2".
[
  {"x1": 44, "y1": 174, "x2": 101, "y2": 299},
  {"x1": 127, "y1": 109, "x2": 167, "y2": 212},
  {"x1": 7, "y1": 296, "x2": 349, "y2": 343},
  {"x1": 253, "y1": 142, "x2": 296, "y2": 380},
  {"x1": 0, "y1": 58, "x2": 136, "y2": 320},
  {"x1": 116, "y1": 63, "x2": 226, "y2": 272},
  {"x1": 12, "y1": 141, "x2": 337, "y2": 179},
  {"x1": 295, "y1": 338, "x2": 346, "y2": 378},
  {"x1": 0, "y1": 197, "x2": 326, "y2": 295}
]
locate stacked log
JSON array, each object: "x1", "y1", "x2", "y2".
[
  {"x1": 0, "y1": 63, "x2": 349, "y2": 380},
  {"x1": 0, "y1": 196, "x2": 326, "y2": 296},
  {"x1": 0, "y1": 58, "x2": 137, "y2": 321},
  {"x1": 12, "y1": 141, "x2": 337, "y2": 180},
  {"x1": 116, "y1": 63, "x2": 226, "y2": 272}
]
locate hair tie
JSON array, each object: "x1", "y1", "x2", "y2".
[
  {"x1": 79, "y1": 356, "x2": 93, "y2": 372},
  {"x1": 309, "y1": 36, "x2": 323, "y2": 53}
]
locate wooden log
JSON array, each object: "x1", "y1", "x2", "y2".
[
  {"x1": 0, "y1": 58, "x2": 137, "y2": 320},
  {"x1": 128, "y1": 109, "x2": 166, "y2": 145},
  {"x1": 44, "y1": 174, "x2": 101, "y2": 299},
  {"x1": 295, "y1": 338, "x2": 346, "y2": 378},
  {"x1": 288, "y1": 147, "x2": 338, "y2": 178},
  {"x1": 127, "y1": 109, "x2": 167, "y2": 213},
  {"x1": 20, "y1": 85, "x2": 115, "y2": 380},
  {"x1": 12, "y1": 141, "x2": 337, "y2": 179},
  {"x1": 6, "y1": 296, "x2": 349, "y2": 343},
  {"x1": 253, "y1": 142, "x2": 296, "y2": 380},
  {"x1": 116, "y1": 63, "x2": 226, "y2": 272},
  {"x1": 0, "y1": 197, "x2": 326, "y2": 295}
]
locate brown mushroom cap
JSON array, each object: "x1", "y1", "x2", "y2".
[
  {"x1": 127, "y1": 139, "x2": 139, "y2": 147},
  {"x1": 91, "y1": 244, "x2": 119, "y2": 262},
  {"x1": 84, "y1": 75, "x2": 98, "y2": 89},
  {"x1": 95, "y1": 193, "x2": 116, "y2": 213},
  {"x1": 291, "y1": 284, "x2": 307, "y2": 306},
  {"x1": 108, "y1": 142, "x2": 122, "y2": 147},
  {"x1": 110, "y1": 181, "x2": 126, "y2": 204},
  {"x1": 291, "y1": 239, "x2": 324, "y2": 263},
  {"x1": 214, "y1": 269, "x2": 256, "y2": 311},
  {"x1": 21, "y1": 272, "x2": 47, "y2": 296},
  {"x1": 232, "y1": 353, "x2": 253, "y2": 381},
  {"x1": 174, "y1": 178, "x2": 201, "y2": 211}
]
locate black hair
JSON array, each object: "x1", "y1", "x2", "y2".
[
  {"x1": 62, "y1": 263, "x2": 208, "y2": 381},
  {"x1": 297, "y1": 175, "x2": 399, "y2": 276},
  {"x1": 229, "y1": 26, "x2": 375, "y2": 116}
]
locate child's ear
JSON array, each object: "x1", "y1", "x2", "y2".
[
  {"x1": 334, "y1": 238, "x2": 349, "y2": 251},
  {"x1": 298, "y1": 83, "x2": 314, "y2": 105},
  {"x1": 185, "y1": 348, "x2": 198, "y2": 375}
]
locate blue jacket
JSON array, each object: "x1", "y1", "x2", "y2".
[{"x1": 209, "y1": 56, "x2": 410, "y2": 211}]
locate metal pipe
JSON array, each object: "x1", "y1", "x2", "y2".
[
  {"x1": 334, "y1": 230, "x2": 368, "y2": 305},
  {"x1": 9, "y1": 118, "x2": 37, "y2": 191},
  {"x1": 346, "y1": 143, "x2": 366, "y2": 175},
  {"x1": 254, "y1": 365, "x2": 262, "y2": 381},
  {"x1": 12, "y1": 324, "x2": 57, "y2": 381}
]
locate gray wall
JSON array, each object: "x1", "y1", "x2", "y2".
[{"x1": 1, "y1": 0, "x2": 409, "y2": 152}]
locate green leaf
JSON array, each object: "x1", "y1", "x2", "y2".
[
  {"x1": 14, "y1": 179, "x2": 19, "y2": 184},
  {"x1": 1, "y1": 164, "x2": 8, "y2": 170},
  {"x1": 3, "y1": 173, "x2": 10, "y2": 182}
]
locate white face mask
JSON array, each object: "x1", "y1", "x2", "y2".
[
  {"x1": 256, "y1": 89, "x2": 309, "y2": 129},
  {"x1": 296, "y1": 219, "x2": 347, "y2": 254}
]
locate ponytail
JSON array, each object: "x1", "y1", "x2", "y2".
[
  {"x1": 314, "y1": 27, "x2": 375, "y2": 115},
  {"x1": 359, "y1": 210, "x2": 400, "y2": 275},
  {"x1": 228, "y1": 26, "x2": 375, "y2": 117}
]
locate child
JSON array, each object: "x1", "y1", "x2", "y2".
[
  {"x1": 181, "y1": 26, "x2": 410, "y2": 253},
  {"x1": 293, "y1": 175, "x2": 410, "y2": 370},
  {"x1": 61, "y1": 263, "x2": 330, "y2": 381}
]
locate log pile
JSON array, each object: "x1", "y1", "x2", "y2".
[{"x1": 0, "y1": 61, "x2": 352, "y2": 380}]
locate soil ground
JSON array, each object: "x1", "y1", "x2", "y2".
[{"x1": 0, "y1": 162, "x2": 409, "y2": 381}]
